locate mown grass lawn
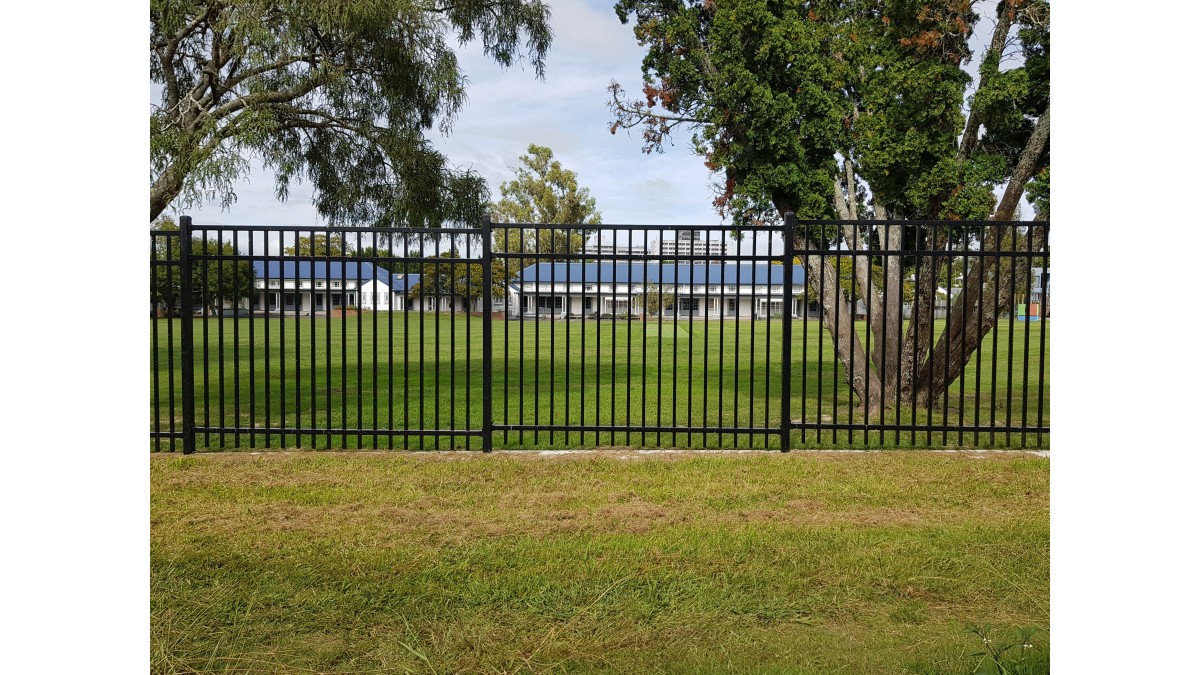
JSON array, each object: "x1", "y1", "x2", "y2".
[
  {"x1": 151, "y1": 451, "x2": 1049, "y2": 673},
  {"x1": 152, "y1": 316, "x2": 1048, "y2": 451}
]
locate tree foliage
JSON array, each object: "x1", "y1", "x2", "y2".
[
  {"x1": 610, "y1": 0, "x2": 1049, "y2": 410},
  {"x1": 491, "y1": 144, "x2": 603, "y2": 225},
  {"x1": 150, "y1": 0, "x2": 553, "y2": 225},
  {"x1": 612, "y1": 0, "x2": 1047, "y2": 223},
  {"x1": 490, "y1": 144, "x2": 601, "y2": 255},
  {"x1": 151, "y1": 216, "x2": 256, "y2": 315},
  {"x1": 285, "y1": 234, "x2": 349, "y2": 257},
  {"x1": 1027, "y1": 168, "x2": 1049, "y2": 219},
  {"x1": 640, "y1": 282, "x2": 675, "y2": 317},
  {"x1": 406, "y1": 250, "x2": 506, "y2": 304},
  {"x1": 352, "y1": 246, "x2": 422, "y2": 275}
]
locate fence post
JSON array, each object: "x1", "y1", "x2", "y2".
[
  {"x1": 481, "y1": 214, "x2": 494, "y2": 453},
  {"x1": 178, "y1": 215, "x2": 196, "y2": 454},
  {"x1": 780, "y1": 212, "x2": 795, "y2": 453}
]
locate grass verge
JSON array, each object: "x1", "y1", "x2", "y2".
[{"x1": 151, "y1": 451, "x2": 1049, "y2": 673}]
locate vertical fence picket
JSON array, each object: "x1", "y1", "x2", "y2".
[
  {"x1": 178, "y1": 216, "x2": 196, "y2": 454},
  {"x1": 481, "y1": 216, "x2": 494, "y2": 453},
  {"x1": 781, "y1": 213, "x2": 795, "y2": 452}
]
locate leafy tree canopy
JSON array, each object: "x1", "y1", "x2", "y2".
[
  {"x1": 490, "y1": 144, "x2": 603, "y2": 226},
  {"x1": 490, "y1": 144, "x2": 602, "y2": 262},
  {"x1": 151, "y1": 0, "x2": 553, "y2": 225},
  {"x1": 610, "y1": 0, "x2": 1049, "y2": 224},
  {"x1": 640, "y1": 281, "x2": 675, "y2": 317}
]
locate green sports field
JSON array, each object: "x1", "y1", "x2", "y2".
[{"x1": 151, "y1": 315, "x2": 1048, "y2": 450}]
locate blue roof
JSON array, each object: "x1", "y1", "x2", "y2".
[
  {"x1": 252, "y1": 261, "x2": 420, "y2": 291},
  {"x1": 512, "y1": 262, "x2": 804, "y2": 286},
  {"x1": 393, "y1": 273, "x2": 422, "y2": 292}
]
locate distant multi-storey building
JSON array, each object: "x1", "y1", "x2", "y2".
[
  {"x1": 659, "y1": 230, "x2": 728, "y2": 259},
  {"x1": 583, "y1": 241, "x2": 648, "y2": 257}
]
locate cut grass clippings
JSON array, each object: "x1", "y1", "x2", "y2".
[{"x1": 151, "y1": 451, "x2": 1049, "y2": 673}]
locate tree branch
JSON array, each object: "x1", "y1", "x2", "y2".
[
  {"x1": 221, "y1": 55, "x2": 311, "y2": 93},
  {"x1": 958, "y1": 0, "x2": 1013, "y2": 162},
  {"x1": 992, "y1": 103, "x2": 1050, "y2": 222},
  {"x1": 207, "y1": 74, "x2": 327, "y2": 123}
]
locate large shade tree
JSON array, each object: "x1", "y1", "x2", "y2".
[
  {"x1": 610, "y1": 0, "x2": 1049, "y2": 411},
  {"x1": 151, "y1": 0, "x2": 553, "y2": 225}
]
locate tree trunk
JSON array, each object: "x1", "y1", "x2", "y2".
[
  {"x1": 798, "y1": 236, "x2": 883, "y2": 411},
  {"x1": 151, "y1": 162, "x2": 186, "y2": 221},
  {"x1": 879, "y1": 218, "x2": 904, "y2": 404},
  {"x1": 900, "y1": 230, "x2": 946, "y2": 404},
  {"x1": 958, "y1": 0, "x2": 1015, "y2": 163},
  {"x1": 833, "y1": 165, "x2": 888, "y2": 396},
  {"x1": 916, "y1": 224, "x2": 1045, "y2": 405},
  {"x1": 913, "y1": 103, "x2": 1050, "y2": 405}
]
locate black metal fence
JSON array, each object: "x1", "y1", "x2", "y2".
[{"x1": 151, "y1": 216, "x2": 1048, "y2": 452}]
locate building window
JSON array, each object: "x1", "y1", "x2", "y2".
[{"x1": 332, "y1": 281, "x2": 341, "y2": 289}]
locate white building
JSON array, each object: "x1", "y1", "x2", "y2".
[
  {"x1": 659, "y1": 230, "x2": 728, "y2": 259},
  {"x1": 506, "y1": 262, "x2": 816, "y2": 320},
  {"x1": 583, "y1": 241, "x2": 648, "y2": 257},
  {"x1": 248, "y1": 261, "x2": 496, "y2": 314}
]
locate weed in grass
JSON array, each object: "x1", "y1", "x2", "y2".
[{"x1": 966, "y1": 625, "x2": 1047, "y2": 675}]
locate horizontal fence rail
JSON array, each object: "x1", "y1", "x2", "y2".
[{"x1": 151, "y1": 216, "x2": 1048, "y2": 452}]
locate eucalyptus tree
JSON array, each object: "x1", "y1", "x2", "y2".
[
  {"x1": 151, "y1": 0, "x2": 553, "y2": 225},
  {"x1": 610, "y1": 0, "x2": 1049, "y2": 411},
  {"x1": 490, "y1": 144, "x2": 602, "y2": 255}
]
